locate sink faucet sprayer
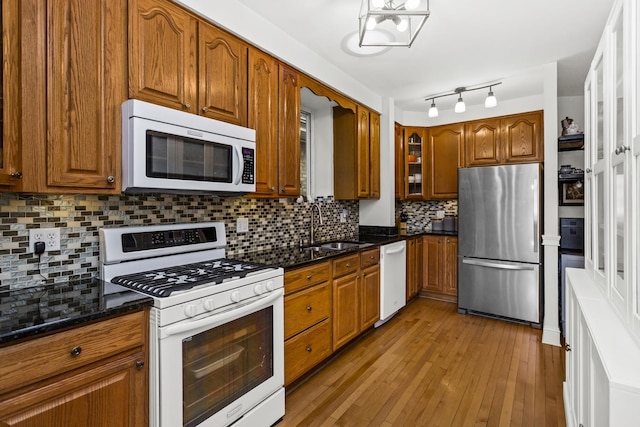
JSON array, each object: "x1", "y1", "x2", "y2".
[{"x1": 310, "y1": 203, "x2": 323, "y2": 245}]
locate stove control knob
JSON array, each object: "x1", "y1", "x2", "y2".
[
  {"x1": 254, "y1": 284, "x2": 265, "y2": 295},
  {"x1": 230, "y1": 291, "x2": 241, "y2": 303},
  {"x1": 203, "y1": 299, "x2": 216, "y2": 311},
  {"x1": 184, "y1": 304, "x2": 198, "y2": 318},
  {"x1": 265, "y1": 280, "x2": 275, "y2": 291}
]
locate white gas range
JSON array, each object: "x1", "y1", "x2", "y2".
[{"x1": 100, "y1": 222, "x2": 284, "y2": 427}]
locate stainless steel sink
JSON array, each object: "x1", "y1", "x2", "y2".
[{"x1": 319, "y1": 241, "x2": 361, "y2": 251}]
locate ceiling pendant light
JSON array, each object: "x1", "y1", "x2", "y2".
[
  {"x1": 395, "y1": 17, "x2": 409, "y2": 32},
  {"x1": 358, "y1": 0, "x2": 430, "y2": 47},
  {"x1": 405, "y1": 0, "x2": 420, "y2": 10},
  {"x1": 454, "y1": 88, "x2": 466, "y2": 113},
  {"x1": 371, "y1": 0, "x2": 385, "y2": 8},
  {"x1": 484, "y1": 86, "x2": 497, "y2": 108},
  {"x1": 428, "y1": 99, "x2": 438, "y2": 118}
]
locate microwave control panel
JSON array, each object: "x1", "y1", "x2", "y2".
[{"x1": 242, "y1": 148, "x2": 255, "y2": 184}]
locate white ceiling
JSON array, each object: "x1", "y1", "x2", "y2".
[{"x1": 236, "y1": 0, "x2": 614, "y2": 113}]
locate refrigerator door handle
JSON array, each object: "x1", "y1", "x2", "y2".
[
  {"x1": 462, "y1": 258, "x2": 536, "y2": 271},
  {"x1": 533, "y1": 177, "x2": 538, "y2": 253}
]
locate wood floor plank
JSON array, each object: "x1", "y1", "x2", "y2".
[{"x1": 280, "y1": 298, "x2": 566, "y2": 427}]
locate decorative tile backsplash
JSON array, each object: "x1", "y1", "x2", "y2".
[
  {"x1": 0, "y1": 193, "x2": 358, "y2": 289},
  {"x1": 396, "y1": 200, "x2": 458, "y2": 232}
]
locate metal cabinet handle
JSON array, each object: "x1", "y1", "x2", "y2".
[
  {"x1": 306, "y1": 305, "x2": 312, "y2": 312},
  {"x1": 615, "y1": 145, "x2": 631, "y2": 155},
  {"x1": 585, "y1": 168, "x2": 592, "y2": 173},
  {"x1": 306, "y1": 346, "x2": 312, "y2": 352},
  {"x1": 70, "y1": 346, "x2": 82, "y2": 357},
  {"x1": 106, "y1": 176, "x2": 115, "y2": 184},
  {"x1": 566, "y1": 344, "x2": 571, "y2": 352},
  {"x1": 10, "y1": 171, "x2": 22, "y2": 179},
  {"x1": 136, "y1": 360, "x2": 145, "y2": 370}
]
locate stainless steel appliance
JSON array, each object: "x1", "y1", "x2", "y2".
[
  {"x1": 375, "y1": 240, "x2": 407, "y2": 327},
  {"x1": 100, "y1": 222, "x2": 284, "y2": 427},
  {"x1": 458, "y1": 164, "x2": 543, "y2": 325},
  {"x1": 122, "y1": 100, "x2": 256, "y2": 194}
]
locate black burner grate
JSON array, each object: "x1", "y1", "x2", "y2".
[{"x1": 111, "y1": 259, "x2": 268, "y2": 297}]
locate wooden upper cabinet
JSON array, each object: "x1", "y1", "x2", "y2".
[
  {"x1": 0, "y1": 0, "x2": 21, "y2": 188},
  {"x1": 369, "y1": 111, "x2": 380, "y2": 198},
  {"x1": 198, "y1": 24, "x2": 247, "y2": 125},
  {"x1": 356, "y1": 106, "x2": 371, "y2": 198},
  {"x1": 502, "y1": 111, "x2": 543, "y2": 164},
  {"x1": 248, "y1": 48, "x2": 279, "y2": 197},
  {"x1": 403, "y1": 127, "x2": 426, "y2": 199},
  {"x1": 129, "y1": 0, "x2": 197, "y2": 113},
  {"x1": 465, "y1": 118, "x2": 501, "y2": 167},
  {"x1": 394, "y1": 123, "x2": 404, "y2": 199},
  {"x1": 47, "y1": 0, "x2": 126, "y2": 191},
  {"x1": 278, "y1": 65, "x2": 301, "y2": 197},
  {"x1": 427, "y1": 123, "x2": 463, "y2": 199}
]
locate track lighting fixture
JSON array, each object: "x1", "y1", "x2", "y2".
[
  {"x1": 359, "y1": 0, "x2": 431, "y2": 47},
  {"x1": 424, "y1": 82, "x2": 502, "y2": 117}
]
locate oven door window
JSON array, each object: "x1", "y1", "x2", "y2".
[
  {"x1": 182, "y1": 307, "x2": 273, "y2": 427},
  {"x1": 146, "y1": 131, "x2": 232, "y2": 182}
]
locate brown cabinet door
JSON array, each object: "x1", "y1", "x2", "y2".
[
  {"x1": 47, "y1": 0, "x2": 126, "y2": 191},
  {"x1": 427, "y1": 123, "x2": 463, "y2": 199},
  {"x1": 0, "y1": 351, "x2": 147, "y2": 426},
  {"x1": 422, "y1": 235, "x2": 443, "y2": 293},
  {"x1": 465, "y1": 118, "x2": 501, "y2": 167},
  {"x1": 198, "y1": 24, "x2": 247, "y2": 126},
  {"x1": 501, "y1": 111, "x2": 543, "y2": 164},
  {"x1": 356, "y1": 106, "x2": 371, "y2": 198},
  {"x1": 394, "y1": 123, "x2": 404, "y2": 199},
  {"x1": 404, "y1": 127, "x2": 426, "y2": 199},
  {"x1": 415, "y1": 236, "x2": 424, "y2": 292},
  {"x1": 129, "y1": 0, "x2": 197, "y2": 113},
  {"x1": 361, "y1": 265, "x2": 380, "y2": 330},
  {"x1": 332, "y1": 272, "x2": 360, "y2": 350},
  {"x1": 405, "y1": 238, "x2": 416, "y2": 302},
  {"x1": 278, "y1": 65, "x2": 300, "y2": 197},
  {"x1": 369, "y1": 111, "x2": 380, "y2": 199},
  {"x1": 248, "y1": 48, "x2": 279, "y2": 197},
  {"x1": 443, "y1": 237, "x2": 458, "y2": 296}
]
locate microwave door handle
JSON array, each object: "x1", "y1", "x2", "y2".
[
  {"x1": 233, "y1": 145, "x2": 243, "y2": 185},
  {"x1": 163, "y1": 289, "x2": 283, "y2": 337}
]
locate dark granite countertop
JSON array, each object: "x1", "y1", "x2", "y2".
[{"x1": 0, "y1": 278, "x2": 153, "y2": 345}]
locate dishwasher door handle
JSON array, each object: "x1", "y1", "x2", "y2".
[
  {"x1": 462, "y1": 259, "x2": 535, "y2": 271},
  {"x1": 384, "y1": 246, "x2": 406, "y2": 255}
]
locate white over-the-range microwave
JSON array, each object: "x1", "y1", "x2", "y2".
[{"x1": 122, "y1": 99, "x2": 256, "y2": 194}]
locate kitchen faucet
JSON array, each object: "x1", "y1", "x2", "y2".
[{"x1": 310, "y1": 203, "x2": 323, "y2": 245}]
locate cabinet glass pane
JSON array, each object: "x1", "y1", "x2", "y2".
[
  {"x1": 0, "y1": 4, "x2": 3, "y2": 170},
  {"x1": 595, "y1": 57, "x2": 605, "y2": 161},
  {"x1": 614, "y1": 12, "x2": 624, "y2": 149},
  {"x1": 613, "y1": 163, "x2": 624, "y2": 280},
  {"x1": 406, "y1": 132, "x2": 423, "y2": 196},
  {"x1": 596, "y1": 173, "x2": 605, "y2": 274}
]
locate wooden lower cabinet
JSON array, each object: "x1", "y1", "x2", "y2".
[
  {"x1": 0, "y1": 309, "x2": 149, "y2": 427},
  {"x1": 421, "y1": 235, "x2": 458, "y2": 302},
  {"x1": 406, "y1": 236, "x2": 423, "y2": 301}
]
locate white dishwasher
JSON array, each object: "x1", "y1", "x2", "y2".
[{"x1": 374, "y1": 240, "x2": 407, "y2": 328}]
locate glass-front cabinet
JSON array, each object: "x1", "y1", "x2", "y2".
[{"x1": 404, "y1": 128, "x2": 426, "y2": 199}]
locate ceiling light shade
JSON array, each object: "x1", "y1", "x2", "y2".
[
  {"x1": 428, "y1": 99, "x2": 438, "y2": 117},
  {"x1": 484, "y1": 87, "x2": 497, "y2": 108},
  {"x1": 454, "y1": 95, "x2": 466, "y2": 113},
  {"x1": 359, "y1": 0, "x2": 430, "y2": 47}
]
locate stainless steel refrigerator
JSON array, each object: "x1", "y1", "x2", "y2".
[{"x1": 457, "y1": 163, "x2": 542, "y2": 325}]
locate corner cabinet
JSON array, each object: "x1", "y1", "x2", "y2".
[
  {"x1": 277, "y1": 65, "x2": 301, "y2": 197},
  {"x1": 394, "y1": 123, "x2": 405, "y2": 199},
  {"x1": 0, "y1": 310, "x2": 149, "y2": 426},
  {"x1": 426, "y1": 123, "x2": 464, "y2": 199}
]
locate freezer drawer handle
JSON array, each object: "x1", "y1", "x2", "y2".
[{"x1": 462, "y1": 259, "x2": 535, "y2": 271}]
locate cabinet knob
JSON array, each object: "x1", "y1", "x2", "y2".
[
  {"x1": 70, "y1": 346, "x2": 82, "y2": 357},
  {"x1": 281, "y1": 187, "x2": 285, "y2": 192},
  {"x1": 615, "y1": 145, "x2": 631, "y2": 155},
  {"x1": 306, "y1": 346, "x2": 312, "y2": 352},
  {"x1": 565, "y1": 344, "x2": 571, "y2": 352},
  {"x1": 10, "y1": 171, "x2": 22, "y2": 179},
  {"x1": 346, "y1": 263, "x2": 351, "y2": 268},
  {"x1": 183, "y1": 103, "x2": 191, "y2": 109},
  {"x1": 136, "y1": 360, "x2": 145, "y2": 370},
  {"x1": 585, "y1": 168, "x2": 592, "y2": 174},
  {"x1": 202, "y1": 107, "x2": 209, "y2": 113},
  {"x1": 106, "y1": 175, "x2": 115, "y2": 184},
  {"x1": 271, "y1": 186, "x2": 276, "y2": 191},
  {"x1": 306, "y1": 305, "x2": 312, "y2": 312},
  {"x1": 307, "y1": 275, "x2": 312, "y2": 280}
]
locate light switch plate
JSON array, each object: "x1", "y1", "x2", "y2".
[
  {"x1": 436, "y1": 210, "x2": 445, "y2": 219},
  {"x1": 236, "y1": 218, "x2": 249, "y2": 233}
]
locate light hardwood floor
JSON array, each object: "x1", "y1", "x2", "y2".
[{"x1": 280, "y1": 298, "x2": 566, "y2": 427}]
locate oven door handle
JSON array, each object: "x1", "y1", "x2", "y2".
[{"x1": 163, "y1": 288, "x2": 283, "y2": 337}]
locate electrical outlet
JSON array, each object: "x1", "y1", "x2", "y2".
[
  {"x1": 29, "y1": 228, "x2": 61, "y2": 252},
  {"x1": 436, "y1": 210, "x2": 445, "y2": 219},
  {"x1": 236, "y1": 218, "x2": 249, "y2": 233}
]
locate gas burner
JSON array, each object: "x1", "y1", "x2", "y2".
[{"x1": 111, "y1": 259, "x2": 269, "y2": 297}]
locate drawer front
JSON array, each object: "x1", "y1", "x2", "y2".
[
  {"x1": 0, "y1": 310, "x2": 146, "y2": 396},
  {"x1": 284, "y1": 319, "x2": 332, "y2": 386},
  {"x1": 285, "y1": 261, "x2": 331, "y2": 294},
  {"x1": 360, "y1": 248, "x2": 380, "y2": 269},
  {"x1": 284, "y1": 282, "x2": 331, "y2": 340},
  {"x1": 333, "y1": 253, "x2": 360, "y2": 278}
]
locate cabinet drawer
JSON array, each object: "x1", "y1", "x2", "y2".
[
  {"x1": 285, "y1": 261, "x2": 331, "y2": 294},
  {"x1": 360, "y1": 248, "x2": 380, "y2": 269},
  {"x1": 284, "y1": 282, "x2": 331, "y2": 340},
  {"x1": 0, "y1": 310, "x2": 146, "y2": 396},
  {"x1": 333, "y1": 254, "x2": 360, "y2": 278},
  {"x1": 284, "y1": 318, "x2": 332, "y2": 386}
]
